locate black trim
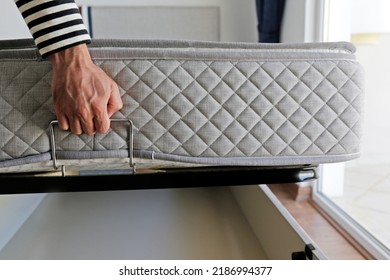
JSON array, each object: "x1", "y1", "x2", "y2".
[{"x1": 0, "y1": 166, "x2": 318, "y2": 195}]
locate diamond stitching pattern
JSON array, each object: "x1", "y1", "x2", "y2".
[{"x1": 0, "y1": 56, "x2": 364, "y2": 163}]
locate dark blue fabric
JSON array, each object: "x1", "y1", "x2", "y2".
[{"x1": 256, "y1": 0, "x2": 286, "y2": 43}]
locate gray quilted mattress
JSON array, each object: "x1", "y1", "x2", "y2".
[{"x1": 0, "y1": 38, "x2": 364, "y2": 173}]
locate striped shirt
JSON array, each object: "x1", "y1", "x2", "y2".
[{"x1": 14, "y1": 0, "x2": 91, "y2": 57}]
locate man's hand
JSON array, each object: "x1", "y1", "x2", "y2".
[{"x1": 49, "y1": 44, "x2": 123, "y2": 135}]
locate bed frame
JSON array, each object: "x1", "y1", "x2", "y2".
[{"x1": 0, "y1": 38, "x2": 364, "y2": 194}]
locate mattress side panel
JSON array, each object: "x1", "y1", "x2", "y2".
[
  {"x1": 0, "y1": 60, "x2": 53, "y2": 163},
  {"x1": 96, "y1": 58, "x2": 364, "y2": 161},
  {"x1": 0, "y1": 41, "x2": 364, "y2": 168}
]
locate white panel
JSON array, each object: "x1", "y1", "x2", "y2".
[
  {"x1": 77, "y1": 0, "x2": 258, "y2": 43},
  {"x1": 0, "y1": 194, "x2": 46, "y2": 252},
  {"x1": 351, "y1": 0, "x2": 390, "y2": 34},
  {"x1": 90, "y1": 6, "x2": 219, "y2": 41},
  {"x1": 280, "y1": 0, "x2": 306, "y2": 42},
  {"x1": 319, "y1": 163, "x2": 345, "y2": 197},
  {"x1": 323, "y1": 0, "x2": 352, "y2": 42},
  {"x1": 0, "y1": 188, "x2": 266, "y2": 259},
  {"x1": 231, "y1": 185, "x2": 327, "y2": 260},
  {"x1": 0, "y1": 1, "x2": 31, "y2": 39}
]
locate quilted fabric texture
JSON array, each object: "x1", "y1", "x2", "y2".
[{"x1": 0, "y1": 39, "x2": 364, "y2": 167}]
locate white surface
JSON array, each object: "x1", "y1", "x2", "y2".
[
  {"x1": 351, "y1": 0, "x2": 390, "y2": 34},
  {"x1": 90, "y1": 6, "x2": 220, "y2": 41},
  {"x1": 231, "y1": 185, "x2": 326, "y2": 260},
  {"x1": 0, "y1": 188, "x2": 266, "y2": 259},
  {"x1": 77, "y1": 0, "x2": 257, "y2": 43},
  {"x1": 0, "y1": 1, "x2": 31, "y2": 39},
  {"x1": 0, "y1": 194, "x2": 46, "y2": 252}
]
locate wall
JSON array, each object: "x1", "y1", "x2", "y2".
[
  {"x1": 0, "y1": 1, "x2": 31, "y2": 39},
  {"x1": 281, "y1": 0, "x2": 325, "y2": 43},
  {"x1": 78, "y1": 0, "x2": 258, "y2": 43},
  {"x1": 280, "y1": 0, "x2": 306, "y2": 42},
  {"x1": 1, "y1": 0, "x2": 258, "y2": 42}
]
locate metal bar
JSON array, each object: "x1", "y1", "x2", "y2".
[
  {"x1": 48, "y1": 120, "x2": 59, "y2": 169},
  {"x1": 0, "y1": 166, "x2": 318, "y2": 195},
  {"x1": 48, "y1": 119, "x2": 135, "y2": 170}
]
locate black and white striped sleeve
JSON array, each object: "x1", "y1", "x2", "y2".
[{"x1": 14, "y1": 0, "x2": 91, "y2": 58}]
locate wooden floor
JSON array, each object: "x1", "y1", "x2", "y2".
[{"x1": 268, "y1": 183, "x2": 373, "y2": 260}]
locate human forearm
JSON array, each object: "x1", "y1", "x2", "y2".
[
  {"x1": 14, "y1": 0, "x2": 91, "y2": 57},
  {"x1": 14, "y1": 0, "x2": 123, "y2": 135}
]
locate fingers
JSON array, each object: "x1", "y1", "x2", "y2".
[
  {"x1": 107, "y1": 84, "x2": 123, "y2": 118},
  {"x1": 57, "y1": 110, "x2": 97, "y2": 136},
  {"x1": 56, "y1": 114, "x2": 70, "y2": 132},
  {"x1": 65, "y1": 105, "x2": 115, "y2": 135},
  {"x1": 58, "y1": 114, "x2": 84, "y2": 135},
  {"x1": 56, "y1": 105, "x2": 116, "y2": 135},
  {"x1": 93, "y1": 115, "x2": 110, "y2": 135},
  {"x1": 80, "y1": 117, "x2": 96, "y2": 136},
  {"x1": 90, "y1": 85, "x2": 120, "y2": 134},
  {"x1": 71, "y1": 119, "x2": 83, "y2": 135}
]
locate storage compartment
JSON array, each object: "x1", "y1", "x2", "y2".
[{"x1": 0, "y1": 185, "x2": 325, "y2": 260}]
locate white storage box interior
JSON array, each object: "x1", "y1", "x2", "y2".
[{"x1": 0, "y1": 185, "x2": 325, "y2": 260}]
